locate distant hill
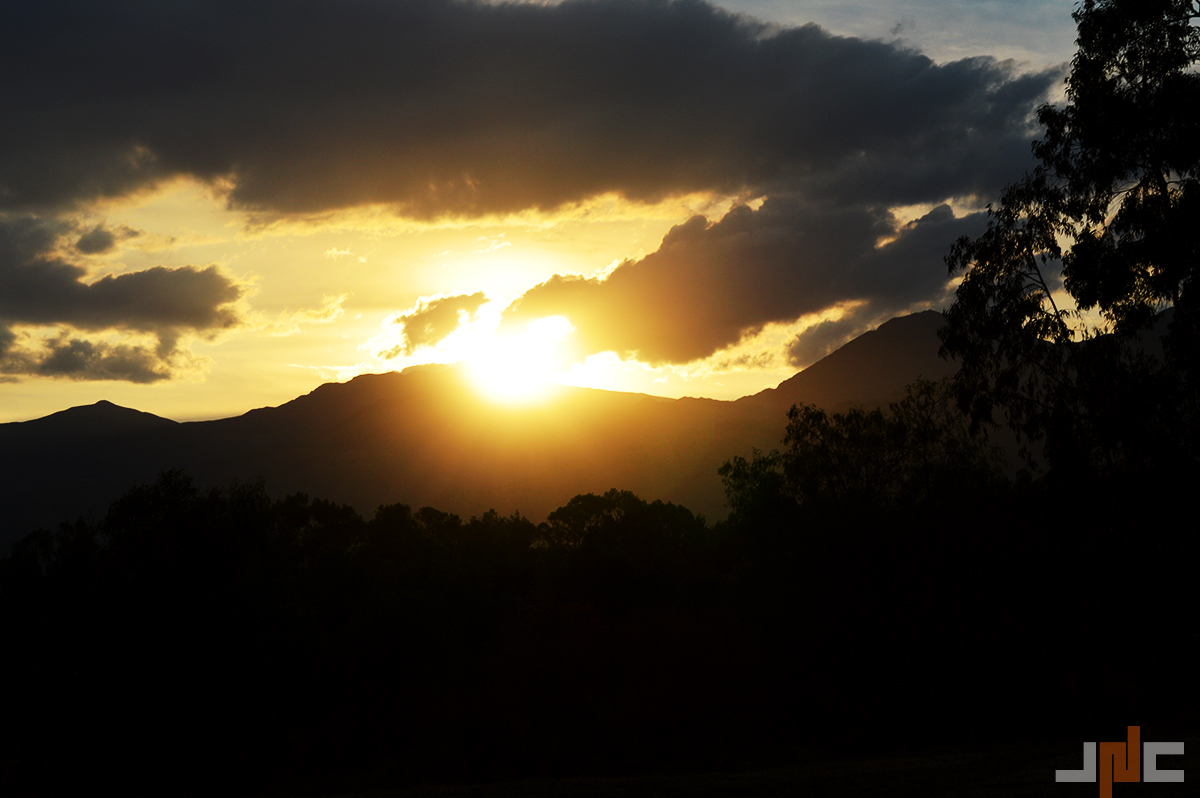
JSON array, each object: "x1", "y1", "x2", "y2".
[
  {"x1": 0, "y1": 401, "x2": 180, "y2": 550},
  {"x1": 740, "y1": 310, "x2": 955, "y2": 412},
  {"x1": 0, "y1": 312, "x2": 954, "y2": 551}
]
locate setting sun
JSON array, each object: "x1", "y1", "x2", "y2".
[
  {"x1": 6, "y1": 0, "x2": 1163, "y2": 792},
  {"x1": 465, "y1": 315, "x2": 575, "y2": 403}
]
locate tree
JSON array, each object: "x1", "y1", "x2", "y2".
[
  {"x1": 539, "y1": 488, "x2": 705, "y2": 549},
  {"x1": 941, "y1": 0, "x2": 1200, "y2": 472},
  {"x1": 719, "y1": 379, "x2": 1004, "y2": 521}
]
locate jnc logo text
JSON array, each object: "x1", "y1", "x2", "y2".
[{"x1": 1056, "y1": 726, "x2": 1184, "y2": 798}]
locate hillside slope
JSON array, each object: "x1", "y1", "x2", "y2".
[{"x1": 0, "y1": 312, "x2": 951, "y2": 550}]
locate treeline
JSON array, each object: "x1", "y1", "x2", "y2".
[
  {"x1": 1, "y1": 472, "x2": 751, "y2": 793},
  {"x1": 2, "y1": 384, "x2": 1194, "y2": 795}
]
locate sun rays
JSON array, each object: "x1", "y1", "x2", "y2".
[{"x1": 464, "y1": 315, "x2": 576, "y2": 404}]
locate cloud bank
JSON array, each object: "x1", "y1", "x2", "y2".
[
  {"x1": 0, "y1": 215, "x2": 244, "y2": 382},
  {"x1": 503, "y1": 200, "x2": 984, "y2": 366},
  {"x1": 382, "y1": 292, "x2": 490, "y2": 358},
  {"x1": 0, "y1": 0, "x2": 1063, "y2": 378},
  {"x1": 1, "y1": 0, "x2": 1056, "y2": 218}
]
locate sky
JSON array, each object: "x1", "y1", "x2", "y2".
[{"x1": 0, "y1": 0, "x2": 1079, "y2": 422}]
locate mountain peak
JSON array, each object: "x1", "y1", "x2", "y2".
[
  {"x1": 2, "y1": 313, "x2": 958, "y2": 552},
  {"x1": 743, "y1": 311, "x2": 954, "y2": 411},
  {"x1": 4, "y1": 400, "x2": 177, "y2": 436}
]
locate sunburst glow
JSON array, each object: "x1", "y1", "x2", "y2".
[{"x1": 466, "y1": 315, "x2": 575, "y2": 403}]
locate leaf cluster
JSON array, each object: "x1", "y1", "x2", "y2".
[
  {"x1": 941, "y1": 0, "x2": 1200, "y2": 472},
  {"x1": 721, "y1": 378, "x2": 1006, "y2": 522}
]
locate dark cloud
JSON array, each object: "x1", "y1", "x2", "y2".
[
  {"x1": 0, "y1": 0, "x2": 1061, "y2": 376},
  {"x1": 75, "y1": 225, "x2": 116, "y2": 254},
  {"x1": 0, "y1": 324, "x2": 15, "y2": 358},
  {"x1": 0, "y1": 0, "x2": 1057, "y2": 217},
  {"x1": 384, "y1": 291, "x2": 488, "y2": 358},
  {"x1": 503, "y1": 200, "x2": 980, "y2": 364},
  {"x1": 1, "y1": 216, "x2": 242, "y2": 335},
  {"x1": 30, "y1": 336, "x2": 173, "y2": 383},
  {"x1": 0, "y1": 325, "x2": 176, "y2": 383},
  {"x1": 0, "y1": 215, "x2": 243, "y2": 382},
  {"x1": 75, "y1": 223, "x2": 139, "y2": 255},
  {"x1": 786, "y1": 316, "x2": 868, "y2": 368}
]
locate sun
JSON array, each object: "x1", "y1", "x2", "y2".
[{"x1": 465, "y1": 316, "x2": 575, "y2": 404}]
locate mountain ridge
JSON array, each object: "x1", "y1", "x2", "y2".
[
  {"x1": 741, "y1": 310, "x2": 954, "y2": 411},
  {"x1": 1, "y1": 311, "x2": 951, "y2": 551}
]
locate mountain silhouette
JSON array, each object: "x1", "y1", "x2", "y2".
[
  {"x1": 1, "y1": 312, "x2": 953, "y2": 551},
  {"x1": 741, "y1": 310, "x2": 955, "y2": 411}
]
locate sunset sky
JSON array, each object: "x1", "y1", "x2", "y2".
[{"x1": 0, "y1": 0, "x2": 1078, "y2": 423}]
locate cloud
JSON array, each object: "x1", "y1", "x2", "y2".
[
  {"x1": 37, "y1": 338, "x2": 167, "y2": 382},
  {"x1": 0, "y1": 0, "x2": 1058, "y2": 218},
  {"x1": 503, "y1": 200, "x2": 980, "y2": 365},
  {"x1": 263, "y1": 294, "x2": 348, "y2": 336},
  {"x1": 35, "y1": 338, "x2": 173, "y2": 383},
  {"x1": 0, "y1": 0, "x2": 1063, "y2": 380},
  {"x1": 473, "y1": 235, "x2": 510, "y2": 254},
  {"x1": 0, "y1": 215, "x2": 244, "y2": 382},
  {"x1": 75, "y1": 225, "x2": 116, "y2": 254},
  {"x1": 890, "y1": 17, "x2": 916, "y2": 37},
  {"x1": 0, "y1": 324, "x2": 198, "y2": 383},
  {"x1": 73, "y1": 223, "x2": 141, "y2": 255},
  {"x1": 0, "y1": 324, "x2": 15, "y2": 359},
  {"x1": 1, "y1": 216, "x2": 243, "y2": 333},
  {"x1": 786, "y1": 315, "x2": 868, "y2": 368},
  {"x1": 384, "y1": 292, "x2": 489, "y2": 357}
]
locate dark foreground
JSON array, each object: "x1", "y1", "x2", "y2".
[
  {"x1": 3, "y1": 461, "x2": 1194, "y2": 796},
  {"x1": 251, "y1": 736, "x2": 1200, "y2": 797}
]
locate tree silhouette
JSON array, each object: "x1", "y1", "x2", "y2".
[
  {"x1": 941, "y1": 0, "x2": 1200, "y2": 472},
  {"x1": 720, "y1": 378, "x2": 1003, "y2": 520}
]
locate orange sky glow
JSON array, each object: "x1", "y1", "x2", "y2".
[{"x1": 0, "y1": 0, "x2": 1076, "y2": 423}]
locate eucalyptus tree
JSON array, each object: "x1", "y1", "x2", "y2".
[{"x1": 941, "y1": 0, "x2": 1200, "y2": 474}]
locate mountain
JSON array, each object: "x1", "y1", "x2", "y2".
[
  {"x1": 0, "y1": 402, "x2": 180, "y2": 548},
  {"x1": 0, "y1": 399, "x2": 177, "y2": 443},
  {"x1": 740, "y1": 310, "x2": 955, "y2": 412},
  {"x1": 0, "y1": 312, "x2": 954, "y2": 552}
]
